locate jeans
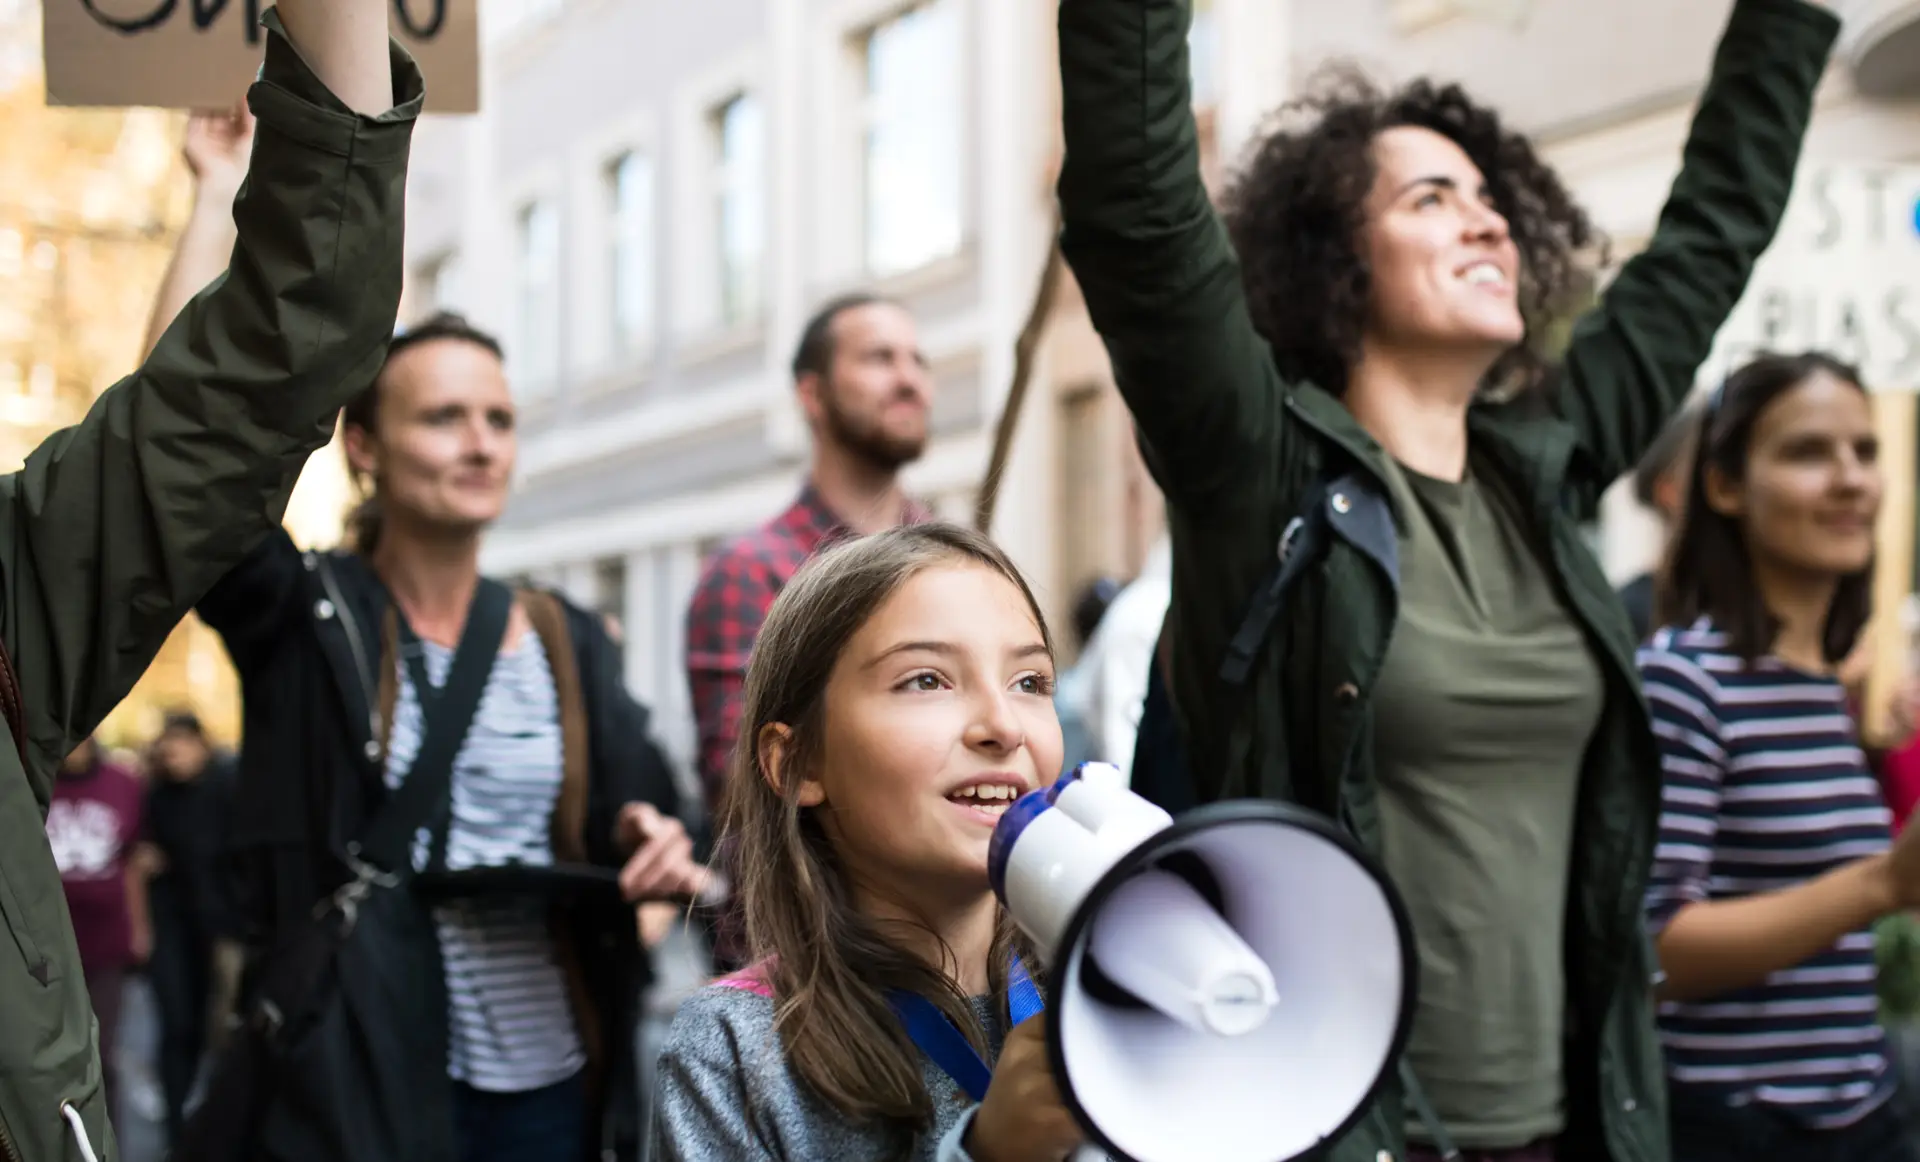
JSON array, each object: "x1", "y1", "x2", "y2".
[
  {"x1": 453, "y1": 1070, "x2": 587, "y2": 1162},
  {"x1": 1669, "y1": 1084, "x2": 1920, "y2": 1162},
  {"x1": 146, "y1": 926, "x2": 210, "y2": 1146},
  {"x1": 82, "y1": 964, "x2": 124, "y2": 1125}
]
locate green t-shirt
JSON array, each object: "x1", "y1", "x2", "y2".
[{"x1": 1372, "y1": 454, "x2": 1605, "y2": 1150}]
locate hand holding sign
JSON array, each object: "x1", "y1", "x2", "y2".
[{"x1": 43, "y1": 0, "x2": 477, "y2": 113}]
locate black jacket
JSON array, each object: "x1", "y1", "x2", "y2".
[
  {"x1": 1617, "y1": 572, "x2": 1656, "y2": 644},
  {"x1": 198, "y1": 528, "x2": 681, "y2": 1162}
]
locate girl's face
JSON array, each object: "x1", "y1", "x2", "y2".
[
  {"x1": 1707, "y1": 370, "x2": 1881, "y2": 581},
  {"x1": 797, "y1": 563, "x2": 1062, "y2": 905}
]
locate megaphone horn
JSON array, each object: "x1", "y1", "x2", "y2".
[{"x1": 987, "y1": 763, "x2": 1418, "y2": 1162}]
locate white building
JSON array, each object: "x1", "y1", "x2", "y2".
[
  {"x1": 399, "y1": 0, "x2": 1296, "y2": 770},
  {"x1": 407, "y1": 0, "x2": 1920, "y2": 758}
]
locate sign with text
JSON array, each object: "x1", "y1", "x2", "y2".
[
  {"x1": 42, "y1": 0, "x2": 479, "y2": 114},
  {"x1": 1700, "y1": 164, "x2": 1920, "y2": 393}
]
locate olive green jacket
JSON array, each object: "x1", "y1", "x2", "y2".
[
  {"x1": 0, "y1": 13, "x2": 422, "y2": 1161},
  {"x1": 1056, "y1": 0, "x2": 1838, "y2": 1159}
]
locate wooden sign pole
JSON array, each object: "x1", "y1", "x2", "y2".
[
  {"x1": 1864, "y1": 390, "x2": 1917, "y2": 745},
  {"x1": 974, "y1": 219, "x2": 1066, "y2": 534}
]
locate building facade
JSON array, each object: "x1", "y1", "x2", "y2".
[
  {"x1": 419, "y1": 0, "x2": 1920, "y2": 766},
  {"x1": 409, "y1": 0, "x2": 1292, "y2": 772}
]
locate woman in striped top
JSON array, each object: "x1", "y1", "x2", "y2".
[
  {"x1": 1639, "y1": 351, "x2": 1920, "y2": 1161},
  {"x1": 176, "y1": 312, "x2": 712, "y2": 1162}
]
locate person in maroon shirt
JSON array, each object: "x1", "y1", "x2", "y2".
[
  {"x1": 44, "y1": 736, "x2": 146, "y2": 1121},
  {"x1": 684, "y1": 293, "x2": 935, "y2": 966}
]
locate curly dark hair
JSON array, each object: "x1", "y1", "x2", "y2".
[{"x1": 1222, "y1": 67, "x2": 1604, "y2": 398}]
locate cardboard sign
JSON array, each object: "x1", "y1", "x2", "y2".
[
  {"x1": 43, "y1": 0, "x2": 478, "y2": 114},
  {"x1": 1701, "y1": 164, "x2": 1920, "y2": 394}
]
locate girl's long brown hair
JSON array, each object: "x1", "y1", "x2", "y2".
[{"x1": 722, "y1": 522, "x2": 1050, "y2": 1149}]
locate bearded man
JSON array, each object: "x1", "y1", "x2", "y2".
[{"x1": 685, "y1": 294, "x2": 936, "y2": 820}]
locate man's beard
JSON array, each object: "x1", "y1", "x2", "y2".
[{"x1": 822, "y1": 388, "x2": 927, "y2": 473}]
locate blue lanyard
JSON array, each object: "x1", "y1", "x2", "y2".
[{"x1": 887, "y1": 956, "x2": 1044, "y2": 1103}]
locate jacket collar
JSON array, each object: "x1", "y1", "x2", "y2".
[
  {"x1": 1287, "y1": 378, "x2": 1582, "y2": 518},
  {"x1": 301, "y1": 549, "x2": 391, "y2": 773}
]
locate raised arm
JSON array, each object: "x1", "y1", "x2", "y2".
[
  {"x1": 1556, "y1": 0, "x2": 1839, "y2": 494},
  {"x1": 1056, "y1": 0, "x2": 1289, "y2": 514},
  {"x1": 142, "y1": 104, "x2": 255, "y2": 362},
  {"x1": 0, "y1": 3, "x2": 422, "y2": 772},
  {"x1": 276, "y1": 0, "x2": 395, "y2": 116}
]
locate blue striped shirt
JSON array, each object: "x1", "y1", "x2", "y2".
[{"x1": 1638, "y1": 619, "x2": 1894, "y2": 1128}]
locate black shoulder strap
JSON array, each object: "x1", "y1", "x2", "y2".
[
  {"x1": 1218, "y1": 477, "x2": 1333, "y2": 687},
  {"x1": 353, "y1": 579, "x2": 513, "y2": 880}
]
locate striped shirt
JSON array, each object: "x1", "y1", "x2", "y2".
[
  {"x1": 386, "y1": 631, "x2": 585, "y2": 1093},
  {"x1": 1638, "y1": 619, "x2": 1893, "y2": 1128}
]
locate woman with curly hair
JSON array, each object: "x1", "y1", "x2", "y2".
[{"x1": 1057, "y1": 2, "x2": 1840, "y2": 1161}]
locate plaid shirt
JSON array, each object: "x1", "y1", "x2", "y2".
[{"x1": 685, "y1": 484, "x2": 934, "y2": 810}]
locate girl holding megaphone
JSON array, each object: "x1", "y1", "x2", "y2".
[{"x1": 651, "y1": 523, "x2": 1090, "y2": 1161}]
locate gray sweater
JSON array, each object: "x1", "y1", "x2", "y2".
[{"x1": 649, "y1": 980, "x2": 1000, "y2": 1160}]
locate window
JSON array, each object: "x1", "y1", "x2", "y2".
[
  {"x1": 411, "y1": 252, "x2": 461, "y2": 317},
  {"x1": 1189, "y1": 0, "x2": 1218, "y2": 110},
  {"x1": 858, "y1": 1, "x2": 964, "y2": 277},
  {"x1": 515, "y1": 199, "x2": 562, "y2": 390},
  {"x1": 712, "y1": 93, "x2": 766, "y2": 328},
  {"x1": 607, "y1": 151, "x2": 655, "y2": 356},
  {"x1": 430, "y1": 254, "x2": 463, "y2": 314}
]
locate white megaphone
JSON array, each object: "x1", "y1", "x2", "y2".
[{"x1": 987, "y1": 762, "x2": 1416, "y2": 1162}]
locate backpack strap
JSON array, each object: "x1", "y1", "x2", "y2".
[
  {"x1": 353, "y1": 579, "x2": 514, "y2": 881},
  {"x1": 1219, "y1": 477, "x2": 1334, "y2": 687},
  {"x1": 520, "y1": 588, "x2": 591, "y2": 865}
]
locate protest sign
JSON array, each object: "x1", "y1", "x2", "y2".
[{"x1": 43, "y1": 0, "x2": 479, "y2": 113}]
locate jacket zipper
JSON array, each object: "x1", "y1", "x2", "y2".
[
  {"x1": 314, "y1": 556, "x2": 381, "y2": 747},
  {"x1": 1, "y1": 1108, "x2": 22, "y2": 1162}
]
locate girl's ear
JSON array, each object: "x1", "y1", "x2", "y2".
[
  {"x1": 758, "y1": 722, "x2": 824, "y2": 807},
  {"x1": 342, "y1": 422, "x2": 379, "y2": 481},
  {"x1": 1703, "y1": 462, "x2": 1744, "y2": 519}
]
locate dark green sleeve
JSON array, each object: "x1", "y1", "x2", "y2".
[
  {"x1": 0, "y1": 7, "x2": 425, "y2": 775},
  {"x1": 1556, "y1": 0, "x2": 1839, "y2": 496},
  {"x1": 1056, "y1": 0, "x2": 1290, "y2": 517}
]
